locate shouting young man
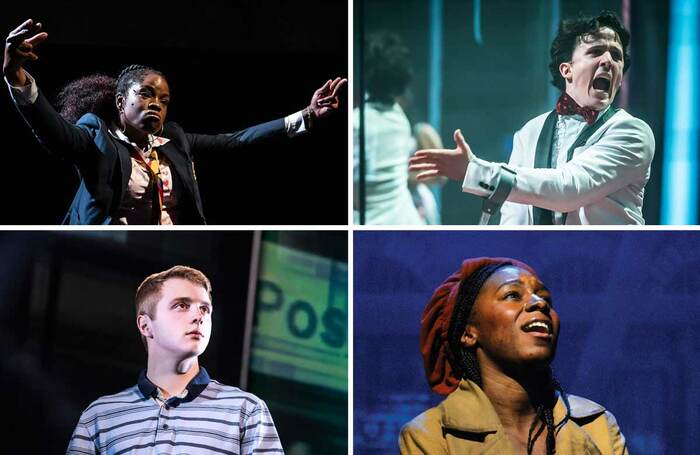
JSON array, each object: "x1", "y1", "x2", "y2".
[
  {"x1": 66, "y1": 266, "x2": 283, "y2": 454},
  {"x1": 410, "y1": 11, "x2": 654, "y2": 225}
]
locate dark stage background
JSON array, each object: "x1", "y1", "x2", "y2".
[
  {"x1": 1, "y1": 1, "x2": 347, "y2": 225},
  {"x1": 0, "y1": 230, "x2": 347, "y2": 453},
  {"x1": 354, "y1": 230, "x2": 700, "y2": 454},
  {"x1": 355, "y1": 0, "x2": 670, "y2": 224}
]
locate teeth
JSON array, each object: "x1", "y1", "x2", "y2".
[{"x1": 525, "y1": 321, "x2": 550, "y2": 332}]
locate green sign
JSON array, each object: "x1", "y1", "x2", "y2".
[{"x1": 251, "y1": 241, "x2": 348, "y2": 392}]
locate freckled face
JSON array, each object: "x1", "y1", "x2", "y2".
[{"x1": 463, "y1": 266, "x2": 559, "y2": 369}]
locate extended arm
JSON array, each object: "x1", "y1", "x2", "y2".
[
  {"x1": 409, "y1": 118, "x2": 654, "y2": 213},
  {"x1": 463, "y1": 117, "x2": 654, "y2": 212},
  {"x1": 186, "y1": 76, "x2": 347, "y2": 154},
  {"x1": 4, "y1": 19, "x2": 100, "y2": 164}
]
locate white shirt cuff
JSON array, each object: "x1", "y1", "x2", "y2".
[
  {"x1": 284, "y1": 110, "x2": 307, "y2": 137},
  {"x1": 5, "y1": 70, "x2": 38, "y2": 106},
  {"x1": 462, "y1": 156, "x2": 503, "y2": 197}
]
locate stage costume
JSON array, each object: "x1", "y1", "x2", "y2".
[
  {"x1": 353, "y1": 101, "x2": 425, "y2": 225},
  {"x1": 66, "y1": 368, "x2": 283, "y2": 455},
  {"x1": 400, "y1": 379, "x2": 628, "y2": 455},
  {"x1": 462, "y1": 106, "x2": 654, "y2": 225},
  {"x1": 7, "y1": 72, "x2": 307, "y2": 224}
]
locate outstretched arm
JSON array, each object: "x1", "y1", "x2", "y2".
[
  {"x1": 4, "y1": 19, "x2": 100, "y2": 165},
  {"x1": 3, "y1": 18, "x2": 48, "y2": 86},
  {"x1": 185, "y1": 76, "x2": 348, "y2": 153},
  {"x1": 409, "y1": 120, "x2": 654, "y2": 213}
]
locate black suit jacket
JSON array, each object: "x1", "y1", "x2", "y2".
[{"x1": 16, "y1": 90, "x2": 287, "y2": 224}]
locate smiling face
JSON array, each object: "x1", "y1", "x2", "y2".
[
  {"x1": 117, "y1": 72, "x2": 170, "y2": 135},
  {"x1": 559, "y1": 27, "x2": 624, "y2": 110},
  {"x1": 461, "y1": 266, "x2": 559, "y2": 371},
  {"x1": 138, "y1": 278, "x2": 213, "y2": 360}
]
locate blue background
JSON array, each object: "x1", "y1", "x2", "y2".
[{"x1": 354, "y1": 230, "x2": 700, "y2": 454}]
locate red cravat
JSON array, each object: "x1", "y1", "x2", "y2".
[{"x1": 555, "y1": 92, "x2": 599, "y2": 125}]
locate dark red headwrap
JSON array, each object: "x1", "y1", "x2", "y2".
[{"x1": 420, "y1": 257, "x2": 536, "y2": 395}]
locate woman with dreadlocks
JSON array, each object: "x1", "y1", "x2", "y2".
[
  {"x1": 400, "y1": 257, "x2": 627, "y2": 454},
  {"x1": 3, "y1": 19, "x2": 346, "y2": 224}
]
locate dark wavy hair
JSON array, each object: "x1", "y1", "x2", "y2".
[
  {"x1": 446, "y1": 263, "x2": 570, "y2": 455},
  {"x1": 364, "y1": 32, "x2": 412, "y2": 104},
  {"x1": 55, "y1": 64, "x2": 165, "y2": 125},
  {"x1": 549, "y1": 11, "x2": 631, "y2": 91},
  {"x1": 56, "y1": 74, "x2": 118, "y2": 124}
]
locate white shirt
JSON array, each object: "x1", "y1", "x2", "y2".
[{"x1": 462, "y1": 108, "x2": 655, "y2": 225}]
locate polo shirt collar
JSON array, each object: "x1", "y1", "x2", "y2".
[{"x1": 137, "y1": 366, "x2": 211, "y2": 404}]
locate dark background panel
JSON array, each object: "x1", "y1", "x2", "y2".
[
  {"x1": 0, "y1": 230, "x2": 348, "y2": 454},
  {"x1": 354, "y1": 230, "x2": 700, "y2": 454},
  {"x1": 0, "y1": 1, "x2": 348, "y2": 225}
]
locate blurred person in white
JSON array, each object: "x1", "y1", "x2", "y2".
[{"x1": 355, "y1": 32, "x2": 443, "y2": 225}]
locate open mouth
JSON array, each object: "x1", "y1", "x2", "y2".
[
  {"x1": 592, "y1": 76, "x2": 611, "y2": 93},
  {"x1": 521, "y1": 320, "x2": 552, "y2": 335}
]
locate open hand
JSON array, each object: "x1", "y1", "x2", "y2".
[
  {"x1": 3, "y1": 19, "x2": 48, "y2": 86},
  {"x1": 409, "y1": 129, "x2": 475, "y2": 181},
  {"x1": 309, "y1": 77, "x2": 347, "y2": 119}
]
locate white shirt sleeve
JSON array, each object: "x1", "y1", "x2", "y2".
[
  {"x1": 284, "y1": 110, "x2": 307, "y2": 137},
  {"x1": 462, "y1": 116, "x2": 655, "y2": 213},
  {"x1": 5, "y1": 70, "x2": 38, "y2": 106}
]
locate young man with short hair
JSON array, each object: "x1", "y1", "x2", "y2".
[
  {"x1": 410, "y1": 11, "x2": 655, "y2": 225},
  {"x1": 67, "y1": 265, "x2": 283, "y2": 454}
]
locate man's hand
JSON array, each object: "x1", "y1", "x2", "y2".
[
  {"x1": 409, "y1": 129, "x2": 475, "y2": 181},
  {"x1": 3, "y1": 19, "x2": 48, "y2": 86},
  {"x1": 309, "y1": 77, "x2": 347, "y2": 120}
]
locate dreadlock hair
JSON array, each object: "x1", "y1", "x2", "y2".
[
  {"x1": 446, "y1": 263, "x2": 571, "y2": 455},
  {"x1": 549, "y1": 10, "x2": 631, "y2": 91},
  {"x1": 115, "y1": 64, "x2": 165, "y2": 98},
  {"x1": 56, "y1": 74, "x2": 118, "y2": 124}
]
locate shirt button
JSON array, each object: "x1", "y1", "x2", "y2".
[
  {"x1": 489, "y1": 185, "x2": 495, "y2": 191},
  {"x1": 163, "y1": 424, "x2": 169, "y2": 430}
]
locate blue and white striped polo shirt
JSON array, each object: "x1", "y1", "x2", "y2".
[{"x1": 66, "y1": 367, "x2": 283, "y2": 454}]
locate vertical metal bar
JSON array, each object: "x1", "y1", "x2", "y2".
[
  {"x1": 357, "y1": 0, "x2": 366, "y2": 225},
  {"x1": 428, "y1": 0, "x2": 443, "y2": 134},
  {"x1": 239, "y1": 231, "x2": 262, "y2": 389},
  {"x1": 619, "y1": 0, "x2": 632, "y2": 110},
  {"x1": 548, "y1": 0, "x2": 561, "y2": 108}
]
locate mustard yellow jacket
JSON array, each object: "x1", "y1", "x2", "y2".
[{"x1": 400, "y1": 380, "x2": 628, "y2": 454}]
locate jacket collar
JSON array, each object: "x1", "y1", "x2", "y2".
[
  {"x1": 438, "y1": 379, "x2": 607, "y2": 454},
  {"x1": 439, "y1": 379, "x2": 502, "y2": 433}
]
